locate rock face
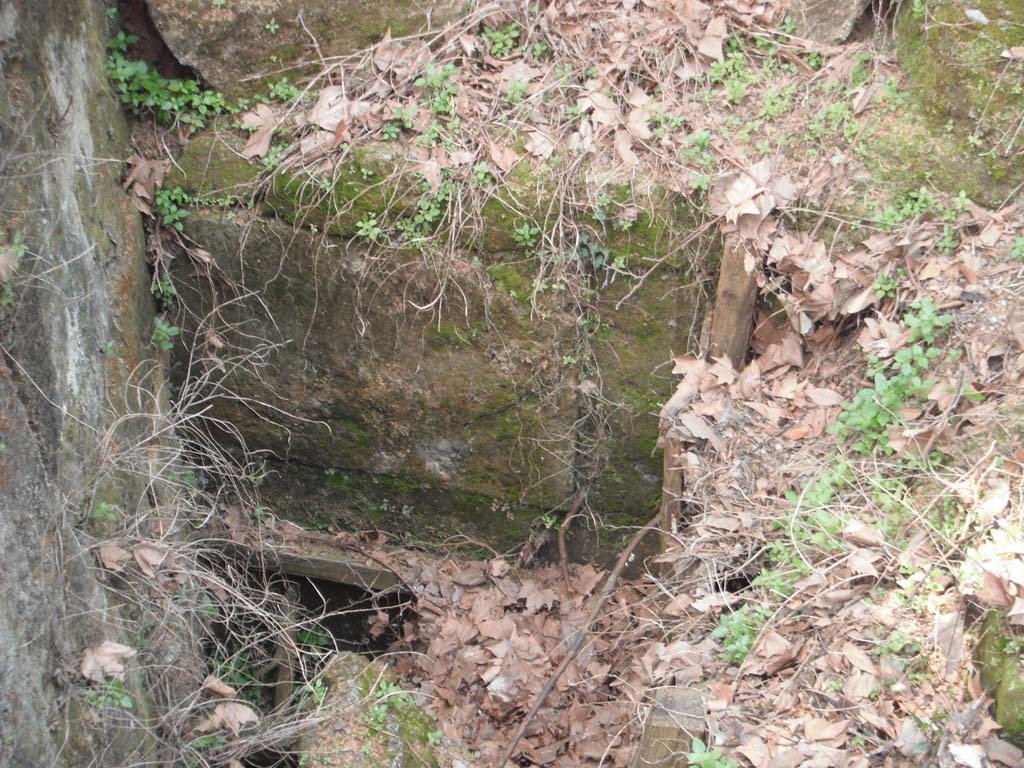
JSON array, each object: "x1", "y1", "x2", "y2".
[
  {"x1": 0, "y1": 0, "x2": 176, "y2": 764},
  {"x1": 888, "y1": 0, "x2": 1024, "y2": 206},
  {"x1": 787, "y1": 0, "x2": 870, "y2": 45},
  {"x1": 147, "y1": 0, "x2": 466, "y2": 100},
  {"x1": 169, "y1": 130, "x2": 705, "y2": 551},
  {"x1": 975, "y1": 611, "x2": 1024, "y2": 743},
  {"x1": 297, "y1": 652, "x2": 471, "y2": 767}
]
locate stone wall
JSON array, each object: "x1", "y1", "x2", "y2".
[
  {"x1": 168, "y1": 126, "x2": 708, "y2": 550},
  {"x1": 0, "y1": 1, "x2": 165, "y2": 764}
]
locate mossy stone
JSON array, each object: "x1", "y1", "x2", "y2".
[
  {"x1": 166, "y1": 128, "x2": 259, "y2": 199},
  {"x1": 147, "y1": 0, "x2": 468, "y2": 101},
  {"x1": 975, "y1": 610, "x2": 1024, "y2": 742},
  {"x1": 297, "y1": 652, "x2": 469, "y2": 767},
  {"x1": 892, "y1": 0, "x2": 1024, "y2": 205}
]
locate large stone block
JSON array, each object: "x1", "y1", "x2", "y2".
[{"x1": 148, "y1": 0, "x2": 467, "y2": 100}]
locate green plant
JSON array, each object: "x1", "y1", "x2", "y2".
[
  {"x1": 107, "y1": 34, "x2": 226, "y2": 128},
  {"x1": 873, "y1": 271, "x2": 901, "y2": 300},
  {"x1": 504, "y1": 80, "x2": 528, "y2": 106},
  {"x1": 187, "y1": 734, "x2": 228, "y2": 755},
  {"x1": 0, "y1": 229, "x2": 26, "y2": 306},
  {"x1": 709, "y1": 51, "x2": 755, "y2": 104},
  {"x1": 267, "y1": 76, "x2": 300, "y2": 102},
  {"x1": 298, "y1": 678, "x2": 328, "y2": 709},
  {"x1": 264, "y1": 17, "x2": 280, "y2": 34},
  {"x1": 848, "y1": 52, "x2": 873, "y2": 90},
  {"x1": 530, "y1": 42, "x2": 548, "y2": 60},
  {"x1": 686, "y1": 738, "x2": 740, "y2": 768},
  {"x1": 93, "y1": 501, "x2": 120, "y2": 523},
  {"x1": 153, "y1": 274, "x2": 177, "y2": 303},
  {"x1": 87, "y1": 679, "x2": 134, "y2": 710},
  {"x1": 152, "y1": 316, "x2": 180, "y2": 351},
  {"x1": 364, "y1": 679, "x2": 415, "y2": 732},
  {"x1": 416, "y1": 63, "x2": 460, "y2": 118},
  {"x1": 382, "y1": 105, "x2": 417, "y2": 140},
  {"x1": 904, "y1": 297, "x2": 952, "y2": 345},
  {"x1": 832, "y1": 300, "x2": 952, "y2": 454},
  {"x1": 650, "y1": 111, "x2": 685, "y2": 139},
  {"x1": 799, "y1": 52, "x2": 823, "y2": 73},
  {"x1": 409, "y1": 178, "x2": 455, "y2": 235},
  {"x1": 297, "y1": 628, "x2": 332, "y2": 648},
  {"x1": 482, "y1": 24, "x2": 520, "y2": 58},
  {"x1": 155, "y1": 187, "x2": 191, "y2": 231},
  {"x1": 1011, "y1": 236, "x2": 1024, "y2": 261},
  {"x1": 711, "y1": 604, "x2": 770, "y2": 666},
  {"x1": 761, "y1": 85, "x2": 795, "y2": 120},
  {"x1": 260, "y1": 143, "x2": 286, "y2": 172},
  {"x1": 356, "y1": 214, "x2": 383, "y2": 241},
  {"x1": 473, "y1": 162, "x2": 494, "y2": 185},
  {"x1": 513, "y1": 221, "x2": 540, "y2": 248},
  {"x1": 575, "y1": 230, "x2": 610, "y2": 270},
  {"x1": 212, "y1": 648, "x2": 267, "y2": 708}
]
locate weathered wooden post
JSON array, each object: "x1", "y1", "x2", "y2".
[
  {"x1": 631, "y1": 687, "x2": 706, "y2": 767},
  {"x1": 707, "y1": 234, "x2": 758, "y2": 370},
  {"x1": 659, "y1": 438, "x2": 684, "y2": 553}
]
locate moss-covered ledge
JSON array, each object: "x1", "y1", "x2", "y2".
[{"x1": 891, "y1": 0, "x2": 1024, "y2": 206}]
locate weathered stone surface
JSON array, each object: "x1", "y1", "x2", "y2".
[
  {"x1": 169, "y1": 129, "x2": 708, "y2": 550},
  {"x1": 975, "y1": 610, "x2": 1024, "y2": 743},
  {"x1": 147, "y1": 0, "x2": 466, "y2": 100},
  {"x1": 787, "y1": 0, "x2": 869, "y2": 45},
  {"x1": 297, "y1": 653, "x2": 472, "y2": 767},
  {"x1": 887, "y1": 0, "x2": 1024, "y2": 206},
  {"x1": 172, "y1": 211, "x2": 577, "y2": 545},
  {"x1": 0, "y1": 0, "x2": 180, "y2": 764}
]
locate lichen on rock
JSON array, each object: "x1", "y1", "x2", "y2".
[
  {"x1": 892, "y1": 0, "x2": 1024, "y2": 205},
  {"x1": 975, "y1": 610, "x2": 1024, "y2": 743},
  {"x1": 296, "y1": 652, "x2": 471, "y2": 767},
  {"x1": 146, "y1": 0, "x2": 467, "y2": 100}
]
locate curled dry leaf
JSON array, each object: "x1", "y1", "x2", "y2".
[
  {"x1": 81, "y1": 641, "x2": 136, "y2": 683},
  {"x1": 240, "y1": 104, "x2": 278, "y2": 160},
  {"x1": 614, "y1": 130, "x2": 638, "y2": 167},
  {"x1": 133, "y1": 541, "x2": 170, "y2": 577},
  {"x1": 526, "y1": 130, "x2": 555, "y2": 159},
  {"x1": 98, "y1": 543, "x2": 131, "y2": 571},
  {"x1": 122, "y1": 155, "x2": 167, "y2": 216},
  {"x1": 488, "y1": 141, "x2": 519, "y2": 173},
  {"x1": 203, "y1": 674, "x2": 236, "y2": 699},
  {"x1": 195, "y1": 701, "x2": 259, "y2": 736}
]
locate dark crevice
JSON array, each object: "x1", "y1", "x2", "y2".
[{"x1": 116, "y1": 0, "x2": 196, "y2": 80}]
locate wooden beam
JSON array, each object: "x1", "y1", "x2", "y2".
[
  {"x1": 707, "y1": 234, "x2": 758, "y2": 370},
  {"x1": 660, "y1": 439, "x2": 684, "y2": 553},
  {"x1": 632, "y1": 687, "x2": 706, "y2": 768}
]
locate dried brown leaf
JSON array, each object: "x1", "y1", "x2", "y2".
[{"x1": 81, "y1": 641, "x2": 136, "y2": 683}]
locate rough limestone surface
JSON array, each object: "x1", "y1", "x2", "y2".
[
  {"x1": 975, "y1": 610, "x2": 1024, "y2": 743},
  {"x1": 173, "y1": 211, "x2": 576, "y2": 547},
  {"x1": 297, "y1": 652, "x2": 472, "y2": 767},
  {"x1": 787, "y1": 0, "x2": 870, "y2": 45},
  {"x1": 147, "y1": 0, "x2": 466, "y2": 100},
  {"x1": 169, "y1": 128, "x2": 704, "y2": 550},
  {"x1": 886, "y1": 0, "x2": 1024, "y2": 206},
  {"x1": 0, "y1": 1, "x2": 176, "y2": 764}
]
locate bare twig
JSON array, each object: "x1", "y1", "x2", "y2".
[{"x1": 497, "y1": 512, "x2": 663, "y2": 767}]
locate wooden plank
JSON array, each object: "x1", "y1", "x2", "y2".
[
  {"x1": 707, "y1": 234, "x2": 758, "y2": 370},
  {"x1": 660, "y1": 439, "x2": 684, "y2": 553},
  {"x1": 632, "y1": 687, "x2": 706, "y2": 768}
]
